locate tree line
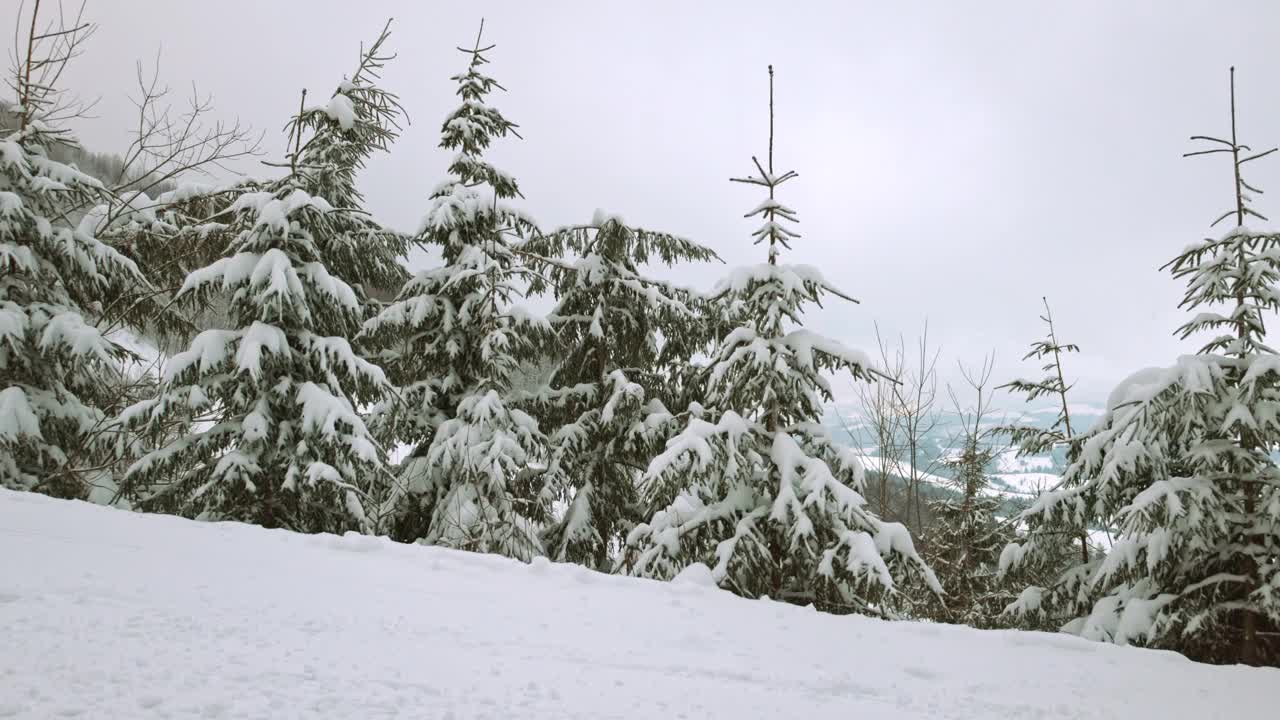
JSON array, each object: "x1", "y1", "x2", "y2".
[{"x1": 2, "y1": 3, "x2": 1275, "y2": 666}]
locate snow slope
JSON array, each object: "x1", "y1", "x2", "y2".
[{"x1": 1, "y1": 489, "x2": 1274, "y2": 719}]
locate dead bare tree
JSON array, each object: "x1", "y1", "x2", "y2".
[
  {"x1": 891, "y1": 320, "x2": 946, "y2": 533},
  {"x1": 946, "y1": 353, "x2": 1005, "y2": 463},
  {"x1": 7, "y1": 0, "x2": 98, "y2": 135},
  {"x1": 850, "y1": 323, "x2": 907, "y2": 521},
  {"x1": 848, "y1": 321, "x2": 947, "y2": 533},
  {"x1": 102, "y1": 54, "x2": 263, "y2": 219}
]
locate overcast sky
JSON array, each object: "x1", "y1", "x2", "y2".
[{"x1": 8, "y1": 0, "x2": 1280, "y2": 408}]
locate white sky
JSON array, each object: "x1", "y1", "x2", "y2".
[{"x1": 7, "y1": 0, "x2": 1280, "y2": 406}]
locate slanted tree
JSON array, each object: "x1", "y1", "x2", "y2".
[
  {"x1": 625, "y1": 67, "x2": 939, "y2": 614},
  {"x1": 921, "y1": 357, "x2": 1016, "y2": 627},
  {"x1": 999, "y1": 298, "x2": 1080, "y2": 464},
  {"x1": 119, "y1": 25, "x2": 408, "y2": 534},
  {"x1": 363, "y1": 22, "x2": 552, "y2": 559},
  {"x1": 1002, "y1": 68, "x2": 1280, "y2": 665},
  {"x1": 519, "y1": 212, "x2": 719, "y2": 569},
  {"x1": 996, "y1": 298, "x2": 1096, "y2": 567},
  {"x1": 0, "y1": 5, "x2": 157, "y2": 499}
]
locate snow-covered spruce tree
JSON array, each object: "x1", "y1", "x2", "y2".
[
  {"x1": 1002, "y1": 69, "x2": 1280, "y2": 665},
  {"x1": 363, "y1": 23, "x2": 553, "y2": 559},
  {"x1": 0, "y1": 8, "x2": 157, "y2": 499},
  {"x1": 518, "y1": 213, "x2": 720, "y2": 569},
  {"x1": 625, "y1": 67, "x2": 939, "y2": 614},
  {"x1": 920, "y1": 359, "x2": 1016, "y2": 627},
  {"x1": 118, "y1": 27, "x2": 410, "y2": 534},
  {"x1": 95, "y1": 182, "x2": 253, "y2": 343}
]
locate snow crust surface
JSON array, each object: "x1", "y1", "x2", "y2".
[{"x1": 1, "y1": 489, "x2": 1274, "y2": 719}]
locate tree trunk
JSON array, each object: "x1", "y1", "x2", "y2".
[{"x1": 1240, "y1": 482, "x2": 1259, "y2": 665}]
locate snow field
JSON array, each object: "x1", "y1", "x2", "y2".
[{"x1": 1, "y1": 489, "x2": 1275, "y2": 719}]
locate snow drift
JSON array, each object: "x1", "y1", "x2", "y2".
[{"x1": 0, "y1": 488, "x2": 1274, "y2": 719}]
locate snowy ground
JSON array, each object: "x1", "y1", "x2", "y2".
[
  {"x1": 2, "y1": 490, "x2": 1275, "y2": 719},
  {"x1": 990, "y1": 472, "x2": 1062, "y2": 496}
]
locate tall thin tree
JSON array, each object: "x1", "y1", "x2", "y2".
[
  {"x1": 999, "y1": 297, "x2": 1091, "y2": 563},
  {"x1": 626, "y1": 66, "x2": 938, "y2": 613}
]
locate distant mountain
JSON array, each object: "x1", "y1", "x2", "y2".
[{"x1": 825, "y1": 401, "x2": 1108, "y2": 501}]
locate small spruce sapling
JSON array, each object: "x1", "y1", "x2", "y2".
[{"x1": 997, "y1": 297, "x2": 1095, "y2": 566}]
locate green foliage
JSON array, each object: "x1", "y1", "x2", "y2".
[
  {"x1": 363, "y1": 25, "x2": 553, "y2": 557},
  {"x1": 521, "y1": 216, "x2": 719, "y2": 568},
  {"x1": 117, "y1": 27, "x2": 408, "y2": 534}
]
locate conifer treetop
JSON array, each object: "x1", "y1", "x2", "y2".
[
  {"x1": 438, "y1": 18, "x2": 522, "y2": 200},
  {"x1": 730, "y1": 65, "x2": 799, "y2": 266},
  {"x1": 290, "y1": 18, "x2": 406, "y2": 209},
  {"x1": 998, "y1": 297, "x2": 1080, "y2": 457},
  {"x1": 1164, "y1": 67, "x2": 1280, "y2": 359}
]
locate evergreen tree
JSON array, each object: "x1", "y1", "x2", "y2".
[
  {"x1": 0, "y1": 10, "x2": 154, "y2": 499},
  {"x1": 364, "y1": 23, "x2": 552, "y2": 559},
  {"x1": 519, "y1": 212, "x2": 719, "y2": 569},
  {"x1": 1002, "y1": 69, "x2": 1280, "y2": 665},
  {"x1": 625, "y1": 67, "x2": 939, "y2": 614},
  {"x1": 119, "y1": 26, "x2": 407, "y2": 534},
  {"x1": 996, "y1": 298, "x2": 1095, "y2": 568},
  {"x1": 998, "y1": 298, "x2": 1081, "y2": 463},
  {"x1": 920, "y1": 360, "x2": 1016, "y2": 626}
]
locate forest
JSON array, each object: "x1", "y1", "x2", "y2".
[{"x1": 2, "y1": 1, "x2": 1277, "y2": 669}]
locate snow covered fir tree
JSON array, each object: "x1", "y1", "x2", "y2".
[
  {"x1": 1001, "y1": 69, "x2": 1280, "y2": 665},
  {"x1": 118, "y1": 27, "x2": 408, "y2": 534},
  {"x1": 624, "y1": 67, "x2": 940, "y2": 614},
  {"x1": 519, "y1": 213, "x2": 720, "y2": 569},
  {"x1": 6, "y1": 0, "x2": 1280, "y2": 673},
  {"x1": 925, "y1": 437, "x2": 1011, "y2": 626},
  {"x1": 363, "y1": 23, "x2": 554, "y2": 559},
  {"x1": 0, "y1": 19, "x2": 157, "y2": 500}
]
